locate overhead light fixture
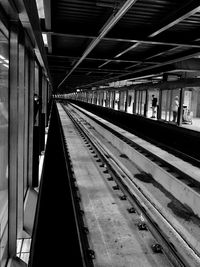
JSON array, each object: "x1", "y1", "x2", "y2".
[
  {"x1": 0, "y1": 55, "x2": 5, "y2": 60},
  {"x1": 98, "y1": 60, "x2": 111, "y2": 68},
  {"x1": 153, "y1": 76, "x2": 163, "y2": 80},
  {"x1": 99, "y1": 0, "x2": 138, "y2": 39},
  {"x1": 115, "y1": 43, "x2": 140, "y2": 58},
  {"x1": 36, "y1": 0, "x2": 45, "y2": 19},
  {"x1": 42, "y1": 33, "x2": 48, "y2": 46}
]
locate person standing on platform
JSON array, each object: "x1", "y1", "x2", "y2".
[
  {"x1": 151, "y1": 94, "x2": 157, "y2": 118},
  {"x1": 172, "y1": 96, "x2": 179, "y2": 123}
]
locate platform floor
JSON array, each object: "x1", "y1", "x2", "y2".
[{"x1": 181, "y1": 117, "x2": 200, "y2": 131}]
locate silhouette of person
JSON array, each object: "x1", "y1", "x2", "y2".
[
  {"x1": 172, "y1": 96, "x2": 179, "y2": 123},
  {"x1": 151, "y1": 94, "x2": 157, "y2": 118}
]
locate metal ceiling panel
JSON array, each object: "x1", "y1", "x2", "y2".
[
  {"x1": 52, "y1": 35, "x2": 91, "y2": 56},
  {"x1": 41, "y1": 0, "x2": 200, "y2": 91}
]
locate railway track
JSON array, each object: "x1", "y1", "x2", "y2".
[
  {"x1": 66, "y1": 102, "x2": 200, "y2": 219},
  {"x1": 66, "y1": 102, "x2": 200, "y2": 190},
  {"x1": 60, "y1": 102, "x2": 200, "y2": 267},
  {"x1": 67, "y1": 100, "x2": 200, "y2": 168}
]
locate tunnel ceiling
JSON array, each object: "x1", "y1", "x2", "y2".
[{"x1": 41, "y1": 0, "x2": 200, "y2": 93}]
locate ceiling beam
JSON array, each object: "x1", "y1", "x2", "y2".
[
  {"x1": 57, "y1": 0, "x2": 139, "y2": 89},
  {"x1": 49, "y1": 66, "x2": 132, "y2": 74},
  {"x1": 43, "y1": 0, "x2": 52, "y2": 53},
  {"x1": 125, "y1": 50, "x2": 200, "y2": 77},
  {"x1": 121, "y1": 47, "x2": 180, "y2": 70},
  {"x1": 75, "y1": 50, "x2": 200, "y2": 88},
  {"x1": 47, "y1": 54, "x2": 160, "y2": 65},
  {"x1": 145, "y1": 47, "x2": 180, "y2": 61},
  {"x1": 174, "y1": 58, "x2": 200, "y2": 71},
  {"x1": 46, "y1": 33, "x2": 52, "y2": 53},
  {"x1": 13, "y1": 0, "x2": 51, "y2": 81},
  {"x1": 149, "y1": 0, "x2": 200, "y2": 38},
  {"x1": 43, "y1": 0, "x2": 51, "y2": 30},
  {"x1": 73, "y1": 0, "x2": 200, "y2": 65},
  {"x1": 42, "y1": 31, "x2": 200, "y2": 49}
]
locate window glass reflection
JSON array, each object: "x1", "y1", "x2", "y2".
[{"x1": 0, "y1": 30, "x2": 9, "y2": 264}]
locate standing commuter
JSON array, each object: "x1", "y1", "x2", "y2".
[
  {"x1": 172, "y1": 96, "x2": 179, "y2": 123},
  {"x1": 151, "y1": 94, "x2": 157, "y2": 118}
]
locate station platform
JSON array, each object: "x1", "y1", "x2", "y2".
[{"x1": 181, "y1": 117, "x2": 200, "y2": 131}]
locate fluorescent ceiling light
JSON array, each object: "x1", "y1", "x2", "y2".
[
  {"x1": 0, "y1": 55, "x2": 5, "y2": 60},
  {"x1": 36, "y1": 0, "x2": 45, "y2": 19},
  {"x1": 42, "y1": 33, "x2": 48, "y2": 46},
  {"x1": 115, "y1": 43, "x2": 140, "y2": 58},
  {"x1": 153, "y1": 76, "x2": 163, "y2": 79},
  {"x1": 3, "y1": 64, "x2": 9, "y2": 68}
]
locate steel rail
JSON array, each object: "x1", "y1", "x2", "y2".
[
  {"x1": 62, "y1": 103, "x2": 199, "y2": 267},
  {"x1": 58, "y1": 108, "x2": 95, "y2": 267},
  {"x1": 69, "y1": 101, "x2": 200, "y2": 170}
]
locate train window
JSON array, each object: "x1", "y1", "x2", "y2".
[{"x1": 0, "y1": 29, "x2": 9, "y2": 264}]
